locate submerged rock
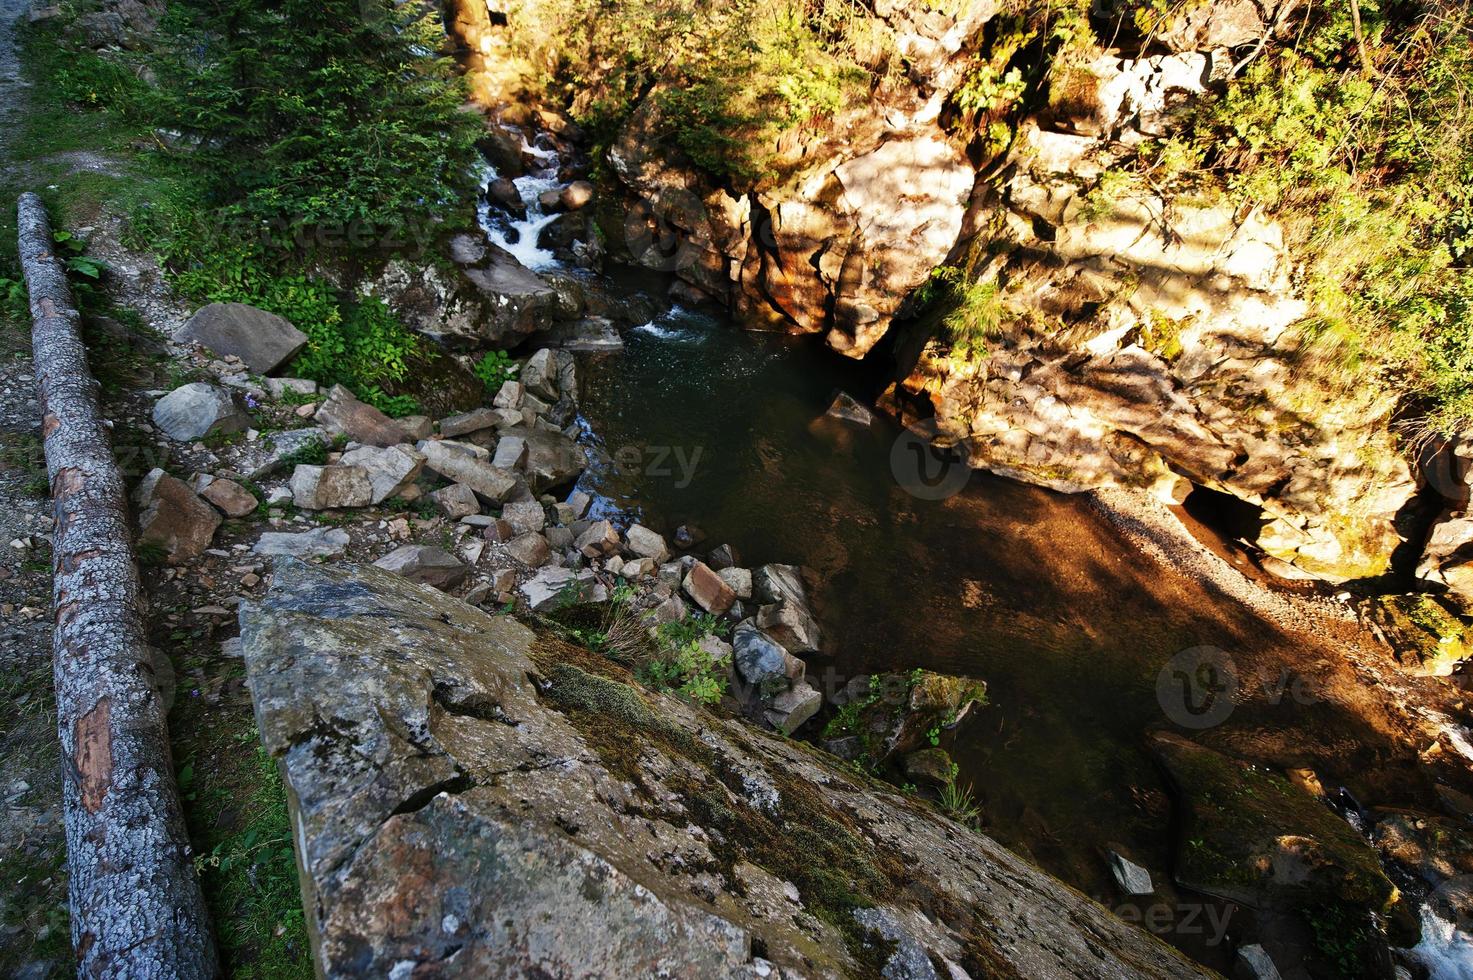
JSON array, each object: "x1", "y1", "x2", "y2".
[
  {"x1": 239, "y1": 560, "x2": 1212, "y2": 979},
  {"x1": 1149, "y1": 733, "x2": 1396, "y2": 917}
]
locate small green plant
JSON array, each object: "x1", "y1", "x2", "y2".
[
  {"x1": 639, "y1": 640, "x2": 730, "y2": 705},
  {"x1": 472, "y1": 350, "x2": 519, "y2": 394},
  {"x1": 938, "y1": 779, "x2": 981, "y2": 827},
  {"x1": 918, "y1": 266, "x2": 1007, "y2": 361},
  {"x1": 270, "y1": 438, "x2": 329, "y2": 470},
  {"x1": 0, "y1": 277, "x2": 26, "y2": 322}
]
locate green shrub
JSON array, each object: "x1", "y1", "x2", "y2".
[
  {"x1": 472, "y1": 350, "x2": 519, "y2": 394},
  {"x1": 1118, "y1": 0, "x2": 1473, "y2": 434},
  {"x1": 148, "y1": 0, "x2": 480, "y2": 245},
  {"x1": 918, "y1": 266, "x2": 1008, "y2": 361}
]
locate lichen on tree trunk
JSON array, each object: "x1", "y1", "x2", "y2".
[{"x1": 16, "y1": 192, "x2": 218, "y2": 978}]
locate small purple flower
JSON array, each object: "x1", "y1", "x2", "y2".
[{"x1": 245, "y1": 394, "x2": 259, "y2": 409}]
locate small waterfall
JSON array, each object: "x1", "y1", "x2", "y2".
[{"x1": 475, "y1": 137, "x2": 566, "y2": 271}]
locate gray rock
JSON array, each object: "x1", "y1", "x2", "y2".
[
  {"x1": 502, "y1": 500, "x2": 547, "y2": 535},
  {"x1": 1109, "y1": 852, "x2": 1155, "y2": 896},
  {"x1": 439, "y1": 407, "x2": 500, "y2": 439},
  {"x1": 373, "y1": 545, "x2": 469, "y2": 591},
  {"x1": 519, "y1": 565, "x2": 601, "y2": 610},
  {"x1": 430, "y1": 483, "x2": 480, "y2": 520},
  {"x1": 520, "y1": 348, "x2": 560, "y2": 401},
  {"x1": 486, "y1": 176, "x2": 525, "y2": 216},
  {"x1": 396, "y1": 415, "x2": 434, "y2": 441},
  {"x1": 419, "y1": 440, "x2": 518, "y2": 503},
  {"x1": 575, "y1": 520, "x2": 620, "y2": 558},
  {"x1": 152, "y1": 383, "x2": 251, "y2": 442},
  {"x1": 290, "y1": 464, "x2": 373, "y2": 510},
  {"x1": 492, "y1": 435, "x2": 529, "y2": 471},
  {"x1": 178, "y1": 302, "x2": 308, "y2": 374},
  {"x1": 338, "y1": 445, "x2": 424, "y2": 504},
  {"x1": 732, "y1": 624, "x2": 801, "y2": 694},
  {"x1": 247, "y1": 427, "x2": 330, "y2": 480},
  {"x1": 825, "y1": 391, "x2": 874, "y2": 426},
  {"x1": 752, "y1": 565, "x2": 821, "y2": 653},
  {"x1": 755, "y1": 600, "x2": 822, "y2": 656},
  {"x1": 716, "y1": 567, "x2": 752, "y2": 600},
  {"x1": 238, "y1": 560, "x2": 1205, "y2": 980},
  {"x1": 505, "y1": 532, "x2": 551, "y2": 567},
  {"x1": 622, "y1": 557, "x2": 658, "y2": 579},
  {"x1": 133, "y1": 468, "x2": 221, "y2": 563},
  {"x1": 263, "y1": 377, "x2": 317, "y2": 399},
  {"x1": 764, "y1": 682, "x2": 822, "y2": 735},
  {"x1": 625, "y1": 523, "x2": 669, "y2": 562},
  {"x1": 493, "y1": 379, "x2": 524, "y2": 410},
  {"x1": 707, "y1": 543, "x2": 740, "y2": 570},
  {"x1": 545, "y1": 526, "x2": 574, "y2": 550},
  {"x1": 852, "y1": 908, "x2": 939, "y2": 980},
  {"x1": 498, "y1": 425, "x2": 584, "y2": 492},
  {"x1": 316, "y1": 385, "x2": 408, "y2": 448},
  {"x1": 1233, "y1": 944, "x2": 1282, "y2": 980}
]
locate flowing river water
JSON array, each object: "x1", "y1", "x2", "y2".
[{"x1": 476, "y1": 142, "x2": 1473, "y2": 973}]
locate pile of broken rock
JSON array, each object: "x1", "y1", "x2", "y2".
[{"x1": 131, "y1": 302, "x2": 830, "y2": 736}]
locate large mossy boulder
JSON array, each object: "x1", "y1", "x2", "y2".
[
  {"x1": 239, "y1": 560, "x2": 1209, "y2": 979},
  {"x1": 1364, "y1": 594, "x2": 1471, "y2": 677},
  {"x1": 1149, "y1": 732, "x2": 1396, "y2": 914}
]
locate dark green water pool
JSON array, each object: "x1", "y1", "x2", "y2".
[{"x1": 573, "y1": 307, "x2": 1411, "y2": 966}]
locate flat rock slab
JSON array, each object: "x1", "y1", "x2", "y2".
[
  {"x1": 372, "y1": 544, "x2": 468, "y2": 591},
  {"x1": 316, "y1": 385, "x2": 409, "y2": 447},
  {"x1": 178, "y1": 302, "x2": 308, "y2": 374},
  {"x1": 252, "y1": 527, "x2": 350, "y2": 558},
  {"x1": 238, "y1": 561, "x2": 1212, "y2": 980}
]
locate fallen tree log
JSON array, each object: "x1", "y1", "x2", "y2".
[{"x1": 17, "y1": 192, "x2": 218, "y2": 978}]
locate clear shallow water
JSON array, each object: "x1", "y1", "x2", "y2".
[{"x1": 572, "y1": 306, "x2": 1449, "y2": 968}]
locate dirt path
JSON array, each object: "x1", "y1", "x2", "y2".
[
  {"x1": 0, "y1": 0, "x2": 31, "y2": 177},
  {"x1": 0, "y1": 2, "x2": 71, "y2": 977}
]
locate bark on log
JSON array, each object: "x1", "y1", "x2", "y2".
[{"x1": 17, "y1": 193, "x2": 219, "y2": 978}]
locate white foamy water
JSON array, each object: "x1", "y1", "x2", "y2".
[
  {"x1": 631, "y1": 307, "x2": 711, "y2": 343},
  {"x1": 476, "y1": 160, "x2": 564, "y2": 271},
  {"x1": 1407, "y1": 904, "x2": 1473, "y2": 980}
]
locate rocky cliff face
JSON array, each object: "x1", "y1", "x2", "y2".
[
  {"x1": 886, "y1": 116, "x2": 1416, "y2": 582},
  {"x1": 240, "y1": 559, "x2": 1210, "y2": 979},
  {"x1": 582, "y1": 2, "x2": 1424, "y2": 583},
  {"x1": 604, "y1": 1, "x2": 988, "y2": 359}
]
